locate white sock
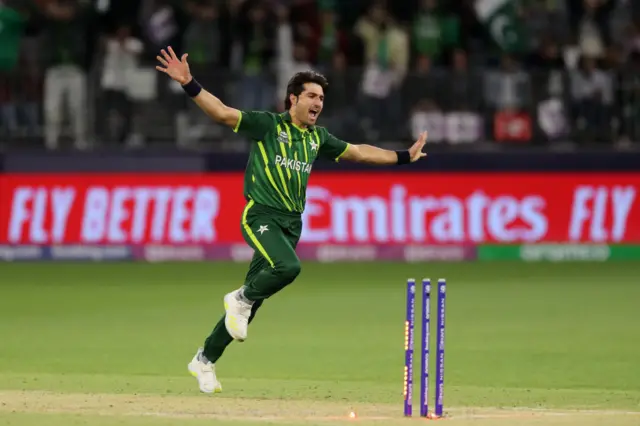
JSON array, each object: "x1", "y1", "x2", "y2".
[
  {"x1": 199, "y1": 352, "x2": 211, "y2": 364},
  {"x1": 236, "y1": 287, "x2": 254, "y2": 305}
]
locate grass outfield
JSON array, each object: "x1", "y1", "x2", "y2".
[{"x1": 1, "y1": 261, "x2": 639, "y2": 425}]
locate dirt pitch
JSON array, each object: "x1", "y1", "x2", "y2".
[{"x1": 1, "y1": 390, "x2": 639, "y2": 426}]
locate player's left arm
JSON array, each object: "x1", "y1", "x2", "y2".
[{"x1": 324, "y1": 131, "x2": 428, "y2": 165}]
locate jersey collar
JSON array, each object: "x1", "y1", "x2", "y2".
[{"x1": 281, "y1": 111, "x2": 314, "y2": 132}]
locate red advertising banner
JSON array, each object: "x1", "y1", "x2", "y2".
[{"x1": 0, "y1": 173, "x2": 638, "y2": 244}]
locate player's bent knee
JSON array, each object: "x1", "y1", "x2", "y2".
[{"x1": 276, "y1": 259, "x2": 301, "y2": 283}]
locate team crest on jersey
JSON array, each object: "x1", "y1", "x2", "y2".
[{"x1": 277, "y1": 131, "x2": 289, "y2": 144}]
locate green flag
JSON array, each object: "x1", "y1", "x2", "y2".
[
  {"x1": 474, "y1": 0, "x2": 528, "y2": 54},
  {"x1": 0, "y1": 6, "x2": 26, "y2": 71}
]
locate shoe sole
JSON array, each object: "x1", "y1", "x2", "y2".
[
  {"x1": 188, "y1": 363, "x2": 222, "y2": 394},
  {"x1": 224, "y1": 300, "x2": 246, "y2": 342}
]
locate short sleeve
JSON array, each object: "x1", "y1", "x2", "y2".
[
  {"x1": 318, "y1": 129, "x2": 350, "y2": 162},
  {"x1": 233, "y1": 111, "x2": 275, "y2": 141}
]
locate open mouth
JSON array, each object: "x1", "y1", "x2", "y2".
[{"x1": 309, "y1": 109, "x2": 319, "y2": 120}]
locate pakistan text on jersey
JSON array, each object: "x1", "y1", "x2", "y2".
[{"x1": 274, "y1": 155, "x2": 313, "y2": 174}]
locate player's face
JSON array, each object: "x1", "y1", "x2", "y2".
[{"x1": 294, "y1": 83, "x2": 324, "y2": 126}]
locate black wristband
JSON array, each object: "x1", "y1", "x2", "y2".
[
  {"x1": 182, "y1": 78, "x2": 202, "y2": 98},
  {"x1": 395, "y1": 150, "x2": 411, "y2": 165}
]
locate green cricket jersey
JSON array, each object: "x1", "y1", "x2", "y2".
[{"x1": 233, "y1": 110, "x2": 350, "y2": 213}]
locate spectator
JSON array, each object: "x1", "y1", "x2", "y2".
[
  {"x1": 411, "y1": 0, "x2": 460, "y2": 65},
  {"x1": 403, "y1": 55, "x2": 444, "y2": 116},
  {"x1": 355, "y1": 2, "x2": 409, "y2": 140},
  {"x1": 570, "y1": 0, "x2": 615, "y2": 59},
  {"x1": 529, "y1": 37, "x2": 571, "y2": 143},
  {"x1": 0, "y1": 2, "x2": 28, "y2": 138},
  {"x1": 273, "y1": 4, "x2": 317, "y2": 109},
  {"x1": 322, "y1": 51, "x2": 359, "y2": 139},
  {"x1": 570, "y1": 54, "x2": 614, "y2": 143},
  {"x1": 309, "y1": 8, "x2": 348, "y2": 71},
  {"x1": 99, "y1": 24, "x2": 143, "y2": 144},
  {"x1": 238, "y1": 2, "x2": 276, "y2": 111},
  {"x1": 40, "y1": 0, "x2": 91, "y2": 150},
  {"x1": 0, "y1": 1, "x2": 27, "y2": 73},
  {"x1": 227, "y1": 0, "x2": 245, "y2": 71},
  {"x1": 181, "y1": 0, "x2": 227, "y2": 116},
  {"x1": 275, "y1": 3, "x2": 294, "y2": 111},
  {"x1": 2, "y1": 0, "x2": 638, "y2": 150},
  {"x1": 483, "y1": 54, "x2": 531, "y2": 110},
  {"x1": 182, "y1": 0, "x2": 223, "y2": 68},
  {"x1": 446, "y1": 48, "x2": 483, "y2": 111},
  {"x1": 528, "y1": 36, "x2": 567, "y2": 102}
]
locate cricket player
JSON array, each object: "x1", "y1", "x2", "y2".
[{"x1": 156, "y1": 47, "x2": 428, "y2": 393}]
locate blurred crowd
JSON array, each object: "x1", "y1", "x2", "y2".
[{"x1": 0, "y1": 0, "x2": 639, "y2": 150}]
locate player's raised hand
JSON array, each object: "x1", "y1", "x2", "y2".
[
  {"x1": 156, "y1": 46, "x2": 192, "y2": 85},
  {"x1": 409, "y1": 131, "x2": 428, "y2": 162}
]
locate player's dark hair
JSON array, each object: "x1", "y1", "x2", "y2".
[{"x1": 284, "y1": 71, "x2": 329, "y2": 110}]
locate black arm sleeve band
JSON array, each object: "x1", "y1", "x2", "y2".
[
  {"x1": 182, "y1": 78, "x2": 202, "y2": 98},
  {"x1": 395, "y1": 150, "x2": 411, "y2": 165}
]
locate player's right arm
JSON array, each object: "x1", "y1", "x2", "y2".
[{"x1": 156, "y1": 46, "x2": 240, "y2": 130}]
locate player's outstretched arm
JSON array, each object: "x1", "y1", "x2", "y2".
[
  {"x1": 340, "y1": 131, "x2": 428, "y2": 165},
  {"x1": 156, "y1": 46, "x2": 240, "y2": 129}
]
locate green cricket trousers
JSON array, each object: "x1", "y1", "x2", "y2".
[{"x1": 203, "y1": 200, "x2": 303, "y2": 363}]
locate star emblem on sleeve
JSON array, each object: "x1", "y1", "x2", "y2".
[{"x1": 257, "y1": 225, "x2": 269, "y2": 235}]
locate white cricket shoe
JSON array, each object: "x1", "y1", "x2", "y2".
[
  {"x1": 187, "y1": 348, "x2": 222, "y2": 393},
  {"x1": 223, "y1": 289, "x2": 252, "y2": 341}
]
